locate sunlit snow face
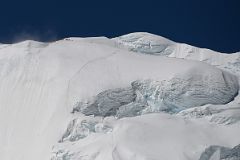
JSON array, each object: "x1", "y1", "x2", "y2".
[
  {"x1": 113, "y1": 32, "x2": 175, "y2": 55},
  {"x1": 0, "y1": 32, "x2": 239, "y2": 160},
  {"x1": 73, "y1": 68, "x2": 238, "y2": 118}
]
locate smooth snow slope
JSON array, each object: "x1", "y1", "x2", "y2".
[{"x1": 0, "y1": 33, "x2": 239, "y2": 160}]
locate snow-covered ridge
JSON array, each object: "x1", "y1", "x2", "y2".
[
  {"x1": 112, "y1": 32, "x2": 240, "y2": 76},
  {"x1": 112, "y1": 32, "x2": 175, "y2": 55},
  {"x1": 63, "y1": 32, "x2": 240, "y2": 76},
  {"x1": 0, "y1": 33, "x2": 239, "y2": 160}
]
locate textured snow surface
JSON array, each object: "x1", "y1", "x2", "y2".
[
  {"x1": 199, "y1": 144, "x2": 240, "y2": 160},
  {"x1": 113, "y1": 32, "x2": 175, "y2": 55},
  {"x1": 52, "y1": 113, "x2": 240, "y2": 160},
  {"x1": 113, "y1": 32, "x2": 240, "y2": 75},
  {"x1": 0, "y1": 33, "x2": 239, "y2": 160},
  {"x1": 59, "y1": 117, "x2": 112, "y2": 142},
  {"x1": 73, "y1": 68, "x2": 238, "y2": 117}
]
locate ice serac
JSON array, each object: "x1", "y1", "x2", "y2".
[
  {"x1": 59, "y1": 118, "x2": 112, "y2": 142},
  {"x1": 199, "y1": 144, "x2": 240, "y2": 160},
  {"x1": 73, "y1": 87, "x2": 136, "y2": 116},
  {"x1": 73, "y1": 64, "x2": 239, "y2": 117},
  {"x1": 132, "y1": 66, "x2": 239, "y2": 112},
  {"x1": 177, "y1": 102, "x2": 240, "y2": 125}
]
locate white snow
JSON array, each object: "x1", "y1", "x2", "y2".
[
  {"x1": 113, "y1": 32, "x2": 240, "y2": 75},
  {"x1": 113, "y1": 32, "x2": 175, "y2": 55},
  {"x1": 0, "y1": 33, "x2": 239, "y2": 160},
  {"x1": 52, "y1": 113, "x2": 240, "y2": 160}
]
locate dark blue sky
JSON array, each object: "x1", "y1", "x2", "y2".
[{"x1": 0, "y1": 0, "x2": 239, "y2": 52}]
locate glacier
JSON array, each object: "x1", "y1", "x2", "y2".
[
  {"x1": 73, "y1": 67, "x2": 238, "y2": 117},
  {"x1": 0, "y1": 32, "x2": 239, "y2": 160}
]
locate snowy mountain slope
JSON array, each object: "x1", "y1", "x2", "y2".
[
  {"x1": 52, "y1": 113, "x2": 240, "y2": 160},
  {"x1": 113, "y1": 32, "x2": 240, "y2": 75},
  {"x1": 0, "y1": 33, "x2": 239, "y2": 160},
  {"x1": 112, "y1": 32, "x2": 240, "y2": 125}
]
